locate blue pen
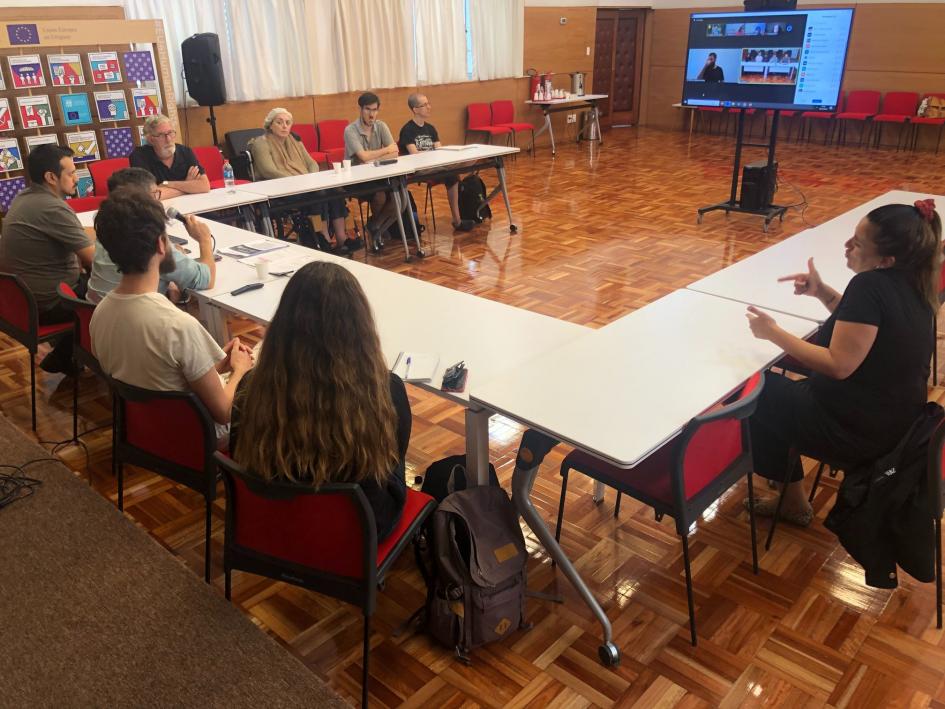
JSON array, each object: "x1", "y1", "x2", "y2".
[{"x1": 404, "y1": 356, "x2": 412, "y2": 379}]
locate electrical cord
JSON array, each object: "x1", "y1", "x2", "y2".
[
  {"x1": 0, "y1": 459, "x2": 54, "y2": 510},
  {"x1": 776, "y1": 175, "x2": 815, "y2": 229}
]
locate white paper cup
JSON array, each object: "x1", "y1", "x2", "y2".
[
  {"x1": 255, "y1": 260, "x2": 269, "y2": 279},
  {"x1": 342, "y1": 159, "x2": 351, "y2": 171},
  {"x1": 332, "y1": 162, "x2": 342, "y2": 174}
]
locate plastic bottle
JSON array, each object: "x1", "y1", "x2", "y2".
[{"x1": 222, "y1": 159, "x2": 235, "y2": 193}]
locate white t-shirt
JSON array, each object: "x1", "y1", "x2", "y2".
[{"x1": 90, "y1": 291, "x2": 224, "y2": 392}]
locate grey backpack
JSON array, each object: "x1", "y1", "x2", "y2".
[{"x1": 425, "y1": 485, "x2": 530, "y2": 662}]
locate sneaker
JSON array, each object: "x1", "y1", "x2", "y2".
[
  {"x1": 39, "y1": 351, "x2": 79, "y2": 377},
  {"x1": 453, "y1": 219, "x2": 476, "y2": 232},
  {"x1": 743, "y1": 496, "x2": 813, "y2": 527},
  {"x1": 344, "y1": 237, "x2": 365, "y2": 253}
]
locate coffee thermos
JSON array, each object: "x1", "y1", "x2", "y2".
[{"x1": 570, "y1": 72, "x2": 586, "y2": 97}]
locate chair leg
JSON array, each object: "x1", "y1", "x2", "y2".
[
  {"x1": 30, "y1": 352, "x2": 37, "y2": 431},
  {"x1": 554, "y1": 468, "x2": 569, "y2": 544},
  {"x1": 614, "y1": 491, "x2": 622, "y2": 518},
  {"x1": 935, "y1": 517, "x2": 942, "y2": 629},
  {"x1": 117, "y1": 462, "x2": 124, "y2": 511},
  {"x1": 225, "y1": 568, "x2": 232, "y2": 601},
  {"x1": 934, "y1": 317, "x2": 938, "y2": 387},
  {"x1": 681, "y1": 534, "x2": 697, "y2": 646},
  {"x1": 204, "y1": 498, "x2": 212, "y2": 583},
  {"x1": 362, "y1": 612, "x2": 372, "y2": 708},
  {"x1": 765, "y1": 451, "x2": 799, "y2": 550},
  {"x1": 747, "y1": 472, "x2": 759, "y2": 575},
  {"x1": 808, "y1": 461, "x2": 826, "y2": 503},
  {"x1": 72, "y1": 352, "x2": 79, "y2": 444}
]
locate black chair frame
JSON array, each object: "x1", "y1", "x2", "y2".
[{"x1": 929, "y1": 420, "x2": 945, "y2": 629}]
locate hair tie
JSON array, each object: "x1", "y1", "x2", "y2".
[{"x1": 914, "y1": 198, "x2": 936, "y2": 223}]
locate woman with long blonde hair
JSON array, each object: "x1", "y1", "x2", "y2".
[{"x1": 230, "y1": 261, "x2": 410, "y2": 539}]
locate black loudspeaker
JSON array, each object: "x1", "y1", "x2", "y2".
[
  {"x1": 181, "y1": 33, "x2": 227, "y2": 106},
  {"x1": 744, "y1": 0, "x2": 797, "y2": 10},
  {"x1": 740, "y1": 161, "x2": 778, "y2": 211}
]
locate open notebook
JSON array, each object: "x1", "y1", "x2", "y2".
[{"x1": 391, "y1": 351, "x2": 439, "y2": 383}]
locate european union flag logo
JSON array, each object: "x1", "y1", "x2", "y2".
[{"x1": 7, "y1": 24, "x2": 39, "y2": 46}]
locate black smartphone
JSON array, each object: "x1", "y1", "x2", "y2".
[{"x1": 168, "y1": 235, "x2": 187, "y2": 245}]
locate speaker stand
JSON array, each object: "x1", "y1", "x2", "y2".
[
  {"x1": 207, "y1": 105, "x2": 220, "y2": 147},
  {"x1": 697, "y1": 109, "x2": 788, "y2": 233}
]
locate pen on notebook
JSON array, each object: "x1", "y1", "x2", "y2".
[{"x1": 404, "y1": 356, "x2": 412, "y2": 380}]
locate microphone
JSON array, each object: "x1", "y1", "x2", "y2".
[{"x1": 166, "y1": 206, "x2": 188, "y2": 224}]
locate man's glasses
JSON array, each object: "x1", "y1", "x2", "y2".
[{"x1": 153, "y1": 130, "x2": 176, "y2": 140}]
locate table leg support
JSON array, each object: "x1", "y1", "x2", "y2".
[
  {"x1": 495, "y1": 158, "x2": 517, "y2": 233},
  {"x1": 198, "y1": 300, "x2": 229, "y2": 345},
  {"x1": 399, "y1": 179, "x2": 425, "y2": 257},
  {"x1": 466, "y1": 407, "x2": 492, "y2": 486},
  {"x1": 511, "y1": 429, "x2": 620, "y2": 667},
  {"x1": 387, "y1": 187, "x2": 412, "y2": 262}
]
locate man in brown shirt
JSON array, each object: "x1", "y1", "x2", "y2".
[{"x1": 0, "y1": 144, "x2": 94, "y2": 374}]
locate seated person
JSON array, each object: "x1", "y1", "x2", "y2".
[
  {"x1": 131, "y1": 114, "x2": 210, "y2": 199},
  {"x1": 87, "y1": 167, "x2": 216, "y2": 303},
  {"x1": 0, "y1": 144, "x2": 94, "y2": 374},
  {"x1": 745, "y1": 200, "x2": 941, "y2": 526},
  {"x1": 344, "y1": 92, "x2": 402, "y2": 244},
  {"x1": 230, "y1": 261, "x2": 411, "y2": 540},
  {"x1": 398, "y1": 93, "x2": 475, "y2": 232},
  {"x1": 90, "y1": 188, "x2": 253, "y2": 439},
  {"x1": 249, "y1": 107, "x2": 360, "y2": 253},
  {"x1": 697, "y1": 53, "x2": 724, "y2": 82}
]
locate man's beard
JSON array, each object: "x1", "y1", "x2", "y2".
[
  {"x1": 158, "y1": 245, "x2": 176, "y2": 274},
  {"x1": 157, "y1": 144, "x2": 176, "y2": 160}
]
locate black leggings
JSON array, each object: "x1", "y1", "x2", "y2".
[{"x1": 749, "y1": 373, "x2": 898, "y2": 483}]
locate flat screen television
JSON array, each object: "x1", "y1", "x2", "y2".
[{"x1": 681, "y1": 8, "x2": 854, "y2": 112}]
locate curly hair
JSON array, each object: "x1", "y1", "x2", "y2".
[
  {"x1": 94, "y1": 187, "x2": 167, "y2": 274},
  {"x1": 233, "y1": 261, "x2": 399, "y2": 486}
]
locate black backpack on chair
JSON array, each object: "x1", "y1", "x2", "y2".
[{"x1": 458, "y1": 174, "x2": 492, "y2": 223}]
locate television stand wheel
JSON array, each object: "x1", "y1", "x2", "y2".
[
  {"x1": 510, "y1": 224, "x2": 518, "y2": 233},
  {"x1": 598, "y1": 642, "x2": 620, "y2": 667},
  {"x1": 697, "y1": 213, "x2": 703, "y2": 224},
  {"x1": 416, "y1": 248, "x2": 426, "y2": 258}
]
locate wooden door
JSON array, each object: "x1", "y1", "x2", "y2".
[{"x1": 593, "y1": 9, "x2": 646, "y2": 127}]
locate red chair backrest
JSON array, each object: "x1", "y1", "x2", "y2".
[
  {"x1": 679, "y1": 371, "x2": 763, "y2": 500},
  {"x1": 0, "y1": 273, "x2": 35, "y2": 337},
  {"x1": 939, "y1": 259, "x2": 945, "y2": 297},
  {"x1": 57, "y1": 282, "x2": 94, "y2": 356},
  {"x1": 467, "y1": 103, "x2": 493, "y2": 129},
  {"x1": 929, "y1": 420, "x2": 945, "y2": 517},
  {"x1": 88, "y1": 157, "x2": 130, "y2": 196},
  {"x1": 66, "y1": 195, "x2": 105, "y2": 213},
  {"x1": 228, "y1": 474, "x2": 370, "y2": 578},
  {"x1": 192, "y1": 146, "x2": 225, "y2": 183},
  {"x1": 317, "y1": 120, "x2": 348, "y2": 151},
  {"x1": 121, "y1": 391, "x2": 213, "y2": 472},
  {"x1": 293, "y1": 124, "x2": 319, "y2": 152},
  {"x1": 845, "y1": 90, "x2": 881, "y2": 114},
  {"x1": 880, "y1": 92, "x2": 919, "y2": 116},
  {"x1": 490, "y1": 100, "x2": 515, "y2": 125}
]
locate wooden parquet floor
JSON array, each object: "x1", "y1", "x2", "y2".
[{"x1": 4, "y1": 126, "x2": 945, "y2": 707}]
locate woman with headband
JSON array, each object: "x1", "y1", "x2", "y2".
[{"x1": 745, "y1": 199, "x2": 942, "y2": 525}]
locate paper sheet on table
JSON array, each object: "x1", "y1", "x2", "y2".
[
  {"x1": 218, "y1": 239, "x2": 288, "y2": 259},
  {"x1": 437, "y1": 144, "x2": 478, "y2": 151},
  {"x1": 238, "y1": 252, "x2": 316, "y2": 274}
]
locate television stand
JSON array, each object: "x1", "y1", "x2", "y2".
[{"x1": 697, "y1": 109, "x2": 788, "y2": 233}]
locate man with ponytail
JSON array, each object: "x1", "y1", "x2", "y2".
[{"x1": 744, "y1": 199, "x2": 942, "y2": 525}]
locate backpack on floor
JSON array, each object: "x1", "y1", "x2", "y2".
[
  {"x1": 458, "y1": 174, "x2": 492, "y2": 224},
  {"x1": 420, "y1": 454, "x2": 498, "y2": 502},
  {"x1": 423, "y1": 485, "x2": 530, "y2": 663},
  {"x1": 384, "y1": 189, "x2": 424, "y2": 241}
]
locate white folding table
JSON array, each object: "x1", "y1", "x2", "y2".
[{"x1": 525, "y1": 94, "x2": 607, "y2": 156}]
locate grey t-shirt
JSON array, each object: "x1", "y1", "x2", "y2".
[
  {"x1": 0, "y1": 186, "x2": 91, "y2": 312},
  {"x1": 343, "y1": 118, "x2": 395, "y2": 165}
]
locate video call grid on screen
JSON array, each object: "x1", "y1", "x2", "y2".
[{"x1": 681, "y1": 9, "x2": 854, "y2": 112}]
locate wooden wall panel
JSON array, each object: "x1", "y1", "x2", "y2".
[
  {"x1": 640, "y1": 3, "x2": 945, "y2": 131},
  {"x1": 524, "y1": 7, "x2": 596, "y2": 76},
  {"x1": 0, "y1": 6, "x2": 124, "y2": 21}
]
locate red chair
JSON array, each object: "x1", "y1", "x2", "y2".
[
  {"x1": 192, "y1": 146, "x2": 251, "y2": 190},
  {"x1": 57, "y1": 283, "x2": 107, "y2": 445},
  {"x1": 696, "y1": 106, "x2": 726, "y2": 135},
  {"x1": 834, "y1": 90, "x2": 881, "y2": 146},
  {"x1": 871, "y1": 92, "x2": 919, "y2": 150},
  {"x1": 764, "y1": 109, "x2": 797, "y2": 141},
  {"x1": 0, "y1": 273, "x2": 74, "y2": 430},
  {"x1": 215, "y1": 452, "x2": 435, "y2": 708},
  {"x1": 465, "y1": 103, "x2": 512, "y2": 145},
  {"x1": 490, "y1": 100, "x2": 534, "y2": 151},
  {"x1": 110, "y1": 376, "x2": 219, "y2": 582},
  {"x1": 316, "y1": 119, "x2": 348, "y2": 164},
  {"x1": 292, "y1": 123, "x2": 329, "y2": 166},
  {"x1": 554, "y1": 371, "x2": 765, "y2": 646},
  {"x1": 929, "y1": 420, "x2": 945, "y2": 629},
  {"x1": 88, "y1": 157, "x2": 130, "y2": 196},
  {"x1": 66, "y1": 195, "x2": 105, "y2": 212},
  {"x1": 911, "y1": 93, "x2": 945, "y2": 154}
]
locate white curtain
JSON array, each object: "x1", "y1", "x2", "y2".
[
  {"x1": 332, "y1": 0, "x2": 415, "y2": 92},
  {"x1": 468, "y1": 0, "x2": 524, "y2": 81},
  {"x1": 414, "y1": 0, "x2": 467, "y2": 86}
]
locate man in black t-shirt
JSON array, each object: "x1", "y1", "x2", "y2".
[
  {"x1": 398, "y1": 93, "x2": 475, "y2": 232},
  {"x1": 697, "y1": 53, "x2": 725, "y2": 83},
  {"x1": 130, "y1": 114, "x2": 210, "y2": 200}
]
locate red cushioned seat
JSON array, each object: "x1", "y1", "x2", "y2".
[
  {"x1": 466, "y1": 102, "x2": 512, "y2": 145},
  {"x1": 66, "y1": 195, "x2": 105, "y2": 212},
  {"x1": 37, "y1": 322, "x2": 73, "y2": 338},
  {"x1": 193, "y1": 146, "x2": 251, "y2": 189}
]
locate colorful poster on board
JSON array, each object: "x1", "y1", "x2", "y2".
[
  {"x1": 102, "y1": 126, "x2": 134, "y2": 158},
  {"x1": 137, "y1": 125, "x2": 146, "y2": 145},
  {"x1": 88, "y1": 52, "x2": 121, "y2": 84},
  {"x1": 47, "y1": 53, "x2": 85, "y2": 87},
  {"x1": 17, "y1": 96, "x2": 54, "y2": 129},
  {"x1": 0, "y1": 176, "x2": 27, "y2": 211},
  {"x1": 0, "y1": 99, "x2": 12, "y2": 132},
  {"x1": 0, "y1": 138, "x2": 24, "y2": 172},
  {"x1": 58, "y1": 93, "x2": 92, "y2": 126},
  {"x1": 123, "y1": 50, "x2": 156, "y2": 82},
  {"x1": 75, "y1": 168, "x2": 93, "y2": 197},
  {"x1": 24, "y1": 134, "x2": 58, "y2": 153},
  {"x1": 94, "y1": 91, "x2": 129, "y2": 122},
  {"x1": 66, "y1": 130, "x2": 100, "y2": 162},
  {"x1": 8, "y1": 54, "x2": 45, "y2": 88},
  {"x1": 131, "y1": 88, "x2": 160, "y2": 118}
]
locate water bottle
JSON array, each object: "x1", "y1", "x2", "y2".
[{"x1": 222, "y1": 159, "x2": 235, "y2": 193}]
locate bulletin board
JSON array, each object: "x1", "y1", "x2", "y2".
[{"x1": 0, "y1": 19, "x2": 176, "y2": 210}]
